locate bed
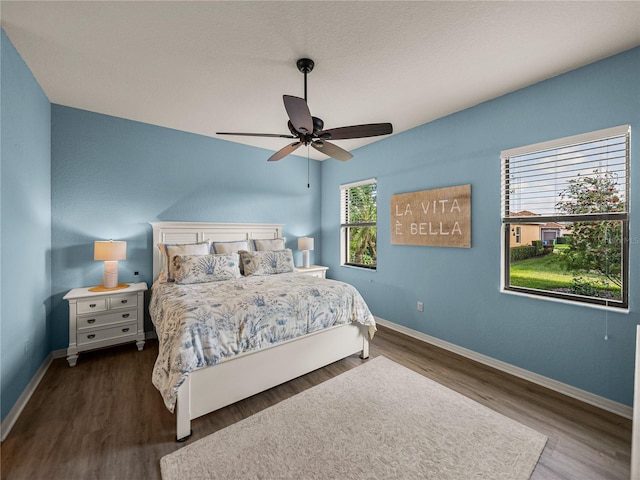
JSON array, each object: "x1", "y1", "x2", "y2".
[{"x1": 149, "y1": 222, "x2": 376, "y2": 440}]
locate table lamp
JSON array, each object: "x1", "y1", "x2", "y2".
[
  {"x1": 298, "y1": 237, "x2": 314, "y2": 268},
  {"x1": 91, "y1": 240, "x2": 128, "y2": 291}
]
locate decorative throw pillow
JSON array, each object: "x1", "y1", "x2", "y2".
[
  {"x1": 239, "y1": 249, "x2": 295, "y2": 276},
  {"x1": 172, "y1": 253, "x2": 241, "y2": 284},
  {"x1": 212, "y1": 240, "x2": 251, "y2": 273},
  {"x1": 252, "y1": 238, "x2": 286, "y2": 251},
  {"x1": 160, "y1": 241, "x2": 211, "y2": 282}
]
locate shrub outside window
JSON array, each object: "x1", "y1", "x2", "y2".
[
  {"x1": 340, "y1": 179, "x2": 377, "y2": 269},
  {"x1": 501, "y1": 125, "x2": 629, "y2": 308}
]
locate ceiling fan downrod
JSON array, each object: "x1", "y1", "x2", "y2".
[{"x1": 296, "y1": 58, "x2": 314, "y2": 103}]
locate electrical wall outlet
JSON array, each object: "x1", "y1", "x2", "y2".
[{"x1": 417, "y1": 301, "x2": 424, "y2": 312}]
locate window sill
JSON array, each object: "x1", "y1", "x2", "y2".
[
  {"x1": 341, "y1": 264, "x2": 377, "y2": 272},
  {"x1": 500, "y1": 287, "x2": 629, "y2": 313}
]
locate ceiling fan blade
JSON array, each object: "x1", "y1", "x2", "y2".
[
  {"x1": 311, "y1": 140, "x2": 353, "y2": 162},
  {"x1": 216, "y1": 132, "x2": 296, "y2": 139},
  {"x1": 318, "y1": 123, "x2": 393, "y2": 140},
  {"x1": 283, "y1": 95, "x2": 313, "y2": 134},
  {"x1": 268, "y1": 142, "x2": 302, "y2": 162}
]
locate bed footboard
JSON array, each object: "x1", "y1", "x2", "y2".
[{"x1": 175, "y1": 323, "x2": 369, "y2": 441}]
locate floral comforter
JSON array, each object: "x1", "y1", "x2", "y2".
[{"x1": 149, "y1": 272, "x2": 376, "y2": 411}]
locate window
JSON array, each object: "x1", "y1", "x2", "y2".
[
  {"x1": 501, "y1": 125, "x2": 629, "y2": 308},
  {"x1": 340, "y1": 179, "x2": 377, "y2": 269}
]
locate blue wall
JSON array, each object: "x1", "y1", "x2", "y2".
[
  {"x1": 321, "y1": 47, "x2": 640, "y2": 406},
  {"x1": 1, "y1": 30, "x2": 52, "y2": 420},
  {"x1": 50, "y1": 106, "x2": 321, "y2": 350}
]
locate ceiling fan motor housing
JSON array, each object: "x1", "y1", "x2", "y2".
[{"x1": 288, "y1": 117, "x2": 325, "y2": 141}]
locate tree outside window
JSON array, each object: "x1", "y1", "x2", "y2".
[
  {"x1": 341, "y1": 180, "x2": 377, "y2": 269},
  {"x1": 556, "y1": 169, "x2": 623, "y2": 295}
]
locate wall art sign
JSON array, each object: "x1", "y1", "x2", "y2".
[{"x1": 391, "y1": 184, "x2": 471, "y2": 248}]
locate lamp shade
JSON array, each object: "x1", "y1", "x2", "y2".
[
  {"x1": 94, "y1": 240, "x2": 127, "y2": 261},
  {"x1": 298, "y1": 237, "x2": 314, "y2": 251}
]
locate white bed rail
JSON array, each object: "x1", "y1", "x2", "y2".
[{"x1": 175, "y1": 323, "x2": 369, "y2": 440}]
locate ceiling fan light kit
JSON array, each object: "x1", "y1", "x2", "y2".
[{"x1": 217, "y1": 58, "x2": 393, "y2": 162}]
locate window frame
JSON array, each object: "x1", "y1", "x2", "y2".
[
  {"x1": 500, "y1": 125, "x2": 630, "y2": 309},
  {"x1": 340, "y1": 178, "x2": 377, "y2": 270}
]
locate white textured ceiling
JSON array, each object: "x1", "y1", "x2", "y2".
[{"x1": 2, "y1": 1, "x2": 639, "y2": 160}]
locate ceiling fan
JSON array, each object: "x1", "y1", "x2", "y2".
[{"x1": 216, "y1": 58, "x2": 393, "y2": 162}]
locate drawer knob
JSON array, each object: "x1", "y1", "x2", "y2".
[
  {"x1": 122, "y1": 313, "x2": 130, "y2": 318},
  {"x1": 87, "y1": 319, "x2": 96, "y2": 324},
  {"x1": 89, "y1": 304, "x2": 96, "y2": 308},
  {"x1": 121, "y1": 299, "x2": 128, "y2": 304},
  {"x1": 87, "y1": 334, "x2": 96, "y2": 339},
  {"x1": 122, "y1": 328, "x2": 130, "y2": 333}
]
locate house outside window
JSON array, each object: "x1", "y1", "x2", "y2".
[
  {"x1": 501, "y1": 125, "x2": 629, "y2": 308},
  {"x1": 340, "y1": 179, "x2": 377, "y2": 269}
]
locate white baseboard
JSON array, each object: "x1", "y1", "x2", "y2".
[
  {"x1": 375, "y1": 317, "x2": 633, "y2": 420},
  {"x1": 52, "y1": 348, "x2": 67, "y2": 359},
  {"x1": 1, "y1": 352, "x2": 54, "y2": 442}
]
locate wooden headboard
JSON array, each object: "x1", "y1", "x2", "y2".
[{"x1": 150, "y1": 221, "x2": 283, "y2": 281}]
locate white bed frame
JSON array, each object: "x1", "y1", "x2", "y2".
[{"x1": 150, "y1": 222, "x2": 370, "y2": 440}]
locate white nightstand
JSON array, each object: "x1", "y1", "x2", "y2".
[
  {"x1": 296, "y1": 265, "x2": 329, "y2": 278},
  {"x1": 64, "y1": 282, "x2": 147, "y2": 367}
]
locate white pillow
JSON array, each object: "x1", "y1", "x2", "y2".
[
  {"x1": 212, "y1": 240, "x2": 250, "y2": 254},
  {"x1": 252, "y1": 238, "x2": 286, "y2": 251},
  {"x1": 157, "y1": 241, "x2": 211, "y2": 282}
]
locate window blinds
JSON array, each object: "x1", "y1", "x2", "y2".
[
  {"x1": 340, "y1": 179, "x2": 377, "y2": 227},
  {"x1": 501, "y1": 125, "x2": 629, "y2": 223}
]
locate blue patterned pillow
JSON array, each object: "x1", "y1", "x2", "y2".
[
  {"x1": 172, "y1": 253, "x2": 241, "y2": 284},
  {"x1": 239, "y1": 249, "x2": 295, "y2": 276},
  {"x1": 212, "y1": 240, "x2": 251, "y2": 274},
  {"x1": 159, "y1": 241, "x2": 211, "y2": 282}
]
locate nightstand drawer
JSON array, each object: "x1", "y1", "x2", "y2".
[
  {"x1": 77, "y1": 298, "x2": 107, "y2": 314},
  {"x1": 77, "y1": 321, "x2": 138, "y2": 346},
  {"x1": 109, "y1": 293, "x2": 138, "y2": 310},
  {"x1": 305, "y1": 270, "x2": 325, "y2": 278},
  {"x1": 77, "y1": 309, "x2": 137, "y2": 331},
  {"x1": 296, "y1": 266, "x2": 328, "y2": 278}
]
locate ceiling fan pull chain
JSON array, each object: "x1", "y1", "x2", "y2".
[{"x1": 307, "y1": 146, "x2": 310, "y2": 189}]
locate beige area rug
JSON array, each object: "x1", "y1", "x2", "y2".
[{"x1": 161, "y1": 356, "x2": 547, "y2": 480}]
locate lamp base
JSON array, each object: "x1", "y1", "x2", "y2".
[
  {"x1": 88, "y1": 283, "x2": 130, "y2": 292},
  {"x1": 302, "y1": 250, "x2": 310, "y2": 268}
]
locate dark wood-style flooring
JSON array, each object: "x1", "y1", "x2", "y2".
[{"x1": 0, "y1": 325, "x2": 632, "y2": 479}]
